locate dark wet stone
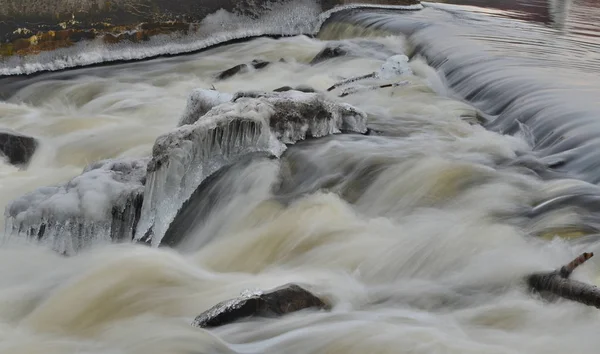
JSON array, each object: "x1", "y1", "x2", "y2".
[
  {"x1": 216, "y1": 60, "x2": 271, "y2": 80},
  {"x1": 0, "y1": 129, "x2": 38, "y2": 166},
  {"x1": 310, "y1": 40, "x2": 399, "y2": 66},
  {"x1": 251, "y1": 59, "x2": 270, "y2": 70},
  {"x1": 310, "y1": 45, "x2": 349, "y2": 65},
  {"x1": 192, "y1": 283, "x2": 330, "y2": 328},
  {"x1": 217, "y1": 64, "x2": 250, "y2": 80},
  {"x1": 294, "y1": 85, "x2": 317, "y2": 93},
  {"x1": 273, "y1": 85, "x2": 317, "y2": 93},
  {"x1": 273, "y1": 86, "x2": 294, "y2": 92}
]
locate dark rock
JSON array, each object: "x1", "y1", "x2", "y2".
[
  {"x1": 0, "y1": 129, "x2": 38, "y2": 166},
  {"x1": 216, "y1": 64, "x2": 249, "y2": 80},
  {"x1": 251, "y1": 59, "x2": 270, "y2": 70},
  {"x1": 273, "y1": 86, "x2": 294, "y2": 92},
  {"x1": 192, "y1": 283, "x2": 330, "y2": 328},
  {"x1": 309, "y1": 40, "x2": 398, "y2": 65},
  {"x1": 273, "y1": 85, "x2": 317, "y2": 93},
  {"x1": 294, "y1": 85, "x2": 317, "y2": 93},
  {"x1": 310, "y1": 45, "x2": 349, "y2": 65},
  {"x1": 216, "y1": 59, "x2": 271, "y2": 80}
]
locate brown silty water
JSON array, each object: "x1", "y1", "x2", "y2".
[{"x1": 1, "y1": 0, "x2": 600, "y2": 353}]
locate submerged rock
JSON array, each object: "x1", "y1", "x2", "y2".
[
  {"x1": 309, "y1": 40, "x2": 397, "y2": 65},
  {"x1": 135, "y1": 89, "x2": 367, "y2": 246},
  {"x1": 273, "y1": 85, "x2": 317, "y2": 93},
  {"x1": 4, "y1": 158, "x2": 148, "y2": 255},
  {"x1": 0, "y1": 129, "x2": 38, "y2": 167},
  {"x1": 310, "y1": 45, "x2": 348, "y2": 65},
  {"x1": 216, "y1": 59, "x2": 271, "y2": 80},
  {"x1": 192, "y1": 284, "x2": 329, "y2": 328}
]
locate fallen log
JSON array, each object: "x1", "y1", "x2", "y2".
[
  {"x1": 338, "y1": 81, "x2": 410, "y2": 97},
  {"x1": 327, "y1": 72, "x2": 377, "y2": 92},
  {"x1": 527, "y1": 252, "x2": 600, "y2": 309}
]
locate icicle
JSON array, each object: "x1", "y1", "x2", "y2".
[
  {"x1": 3, "y1": 158, "x2": 148, "y2": 255},
  {"x1": 178, "y1": 89, "x2": 234, "y2": 127},
  {"x1": 136, "y1": 90, "x2": 367, "y2": 246}
]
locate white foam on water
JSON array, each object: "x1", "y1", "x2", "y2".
[{"x1": 0, "y1": 29, "x2": 600, "y2": 354}]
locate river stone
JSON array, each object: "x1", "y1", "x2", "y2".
[
  {"x1": 309, "y1": 40, "x2": 397, "y2": 65},
  {"x1": 0, "y1": 129, "x2": 38, "y2": 167},
  {"x1": 310, "y1": 45, "x2": 349, "y2": 65},
  {"x1": 192, "y1": 284, "x2": 330, "y2": 328},
  {"x1": 273, "y1": 85, "x2": 317, "y2": 93},
  {"x1": 216, "y1": 59, "x2": 271, "y2": 80}
]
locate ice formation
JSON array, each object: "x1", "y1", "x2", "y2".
[
  {"x1": 4, "y1": 158, "x2": 148, "y2": 255},
  {"x1": 378, "y1": 55, "x2": 413, "y2": 79},
  {"x1": 135, "y1": 90, "x2": 367, "y2": 246},
  {"x1": 178, "y1": 89, "x2": 234, "y2": 127}
]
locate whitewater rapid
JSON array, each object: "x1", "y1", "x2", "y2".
[{"x1": 2, "y1": 8, "x2": 600, "y2": 354}]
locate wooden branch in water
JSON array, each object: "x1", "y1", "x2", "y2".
[
  {"x1": 327, "y1": 72, "x2": 377, "y2": 92},
  {"x1": 338, "y1": 81, "x2": 410, "y2": 97},
  {"x1": 527, "y1": 252, "x2": 600, "y2": 309}
]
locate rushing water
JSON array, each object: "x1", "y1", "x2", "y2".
[{"x1": 2, "y1": 1, "x2": 600, "y2": 353}]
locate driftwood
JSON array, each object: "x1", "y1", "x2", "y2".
[
  {"x1": 327, "y1": 72, "x2": 377, "y2": 92},
  {"x1": 191, "y1": 254, "x2": 600, "y2": 331},
  {"x1": 338, "y1": 81, "x2": 410, "y2": 97},
  {"x1": 527, "y1": 252, "x2": 600, "y2": 309}
]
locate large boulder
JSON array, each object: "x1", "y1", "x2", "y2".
[
  {"x1": 4, "y1": 158, "x2": 148, "y2": 255},
  {"x1": 192, "y1": 284, "x2": 330, "y2": 328},
  {"x1": 135, "y1": 90, "x2": 367, "y2": 246},
  {"x1": 0, "y1": 129, "x2": 38, "y2": 167}
]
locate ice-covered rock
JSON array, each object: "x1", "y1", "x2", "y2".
[
  {"x1": 4, "y1": 158, "x2": 148, "y2": 255},
  {"x1": 232, "y1": 91, "x2": 367, "y2": 143},
  {"x1": 0, "y1": 129, "x2": 38, "y2": 167},
  {"x1": 378, "y1": 55, "x2": 413, "y2": 79},
  {"x1": 135, "y1": 90, "x2": 367, "y2": 246},
  {"x1": 178, "y1": 89, "x2": 234, "y2": 126},
  {"x1": 192, "y1": 283, "x2": 330, "y2": 328}
]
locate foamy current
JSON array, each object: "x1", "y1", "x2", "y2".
[{"x1": 2, "y1": 11, "x2": 600, "y2": 354}]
